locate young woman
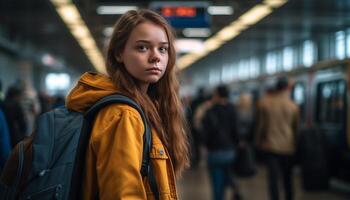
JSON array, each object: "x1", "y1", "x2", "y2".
[{"x1": 66, "y1": 9, "x2": 190, "y2": 200}]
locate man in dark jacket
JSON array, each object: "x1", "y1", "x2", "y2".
[
  {"x1": 202, "y1": 84, "x2": 241, "y2": 200},
  {"x1": 2, "y1": 85, "x2": 27, "y2": 147}
]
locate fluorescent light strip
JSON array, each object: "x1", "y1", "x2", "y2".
[
  {"x1": 97, "y1": 6, "x2": 138, "y2": 15},
  {"x1": 207, "y1": 6, "x2": 234, "y2": 15},
  {"x1": 238, "y1": 4, "x2": 272, "y2": 26},
  {"x1": 51, "y1": 0, "x2": 106, "y2": 73},
  {"x1": 177, "y1": 0, "x2": 288, "y2": 70},
  {"x1": 264, "y1": 0, "x2": 288, "y2": 8},
  {"x1": 183, "y1": 28, "x2": 211, "y2": 38}
]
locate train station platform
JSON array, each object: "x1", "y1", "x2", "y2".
[{"x1": 178, "y1": 162, "x2": 350, "y2": 200}]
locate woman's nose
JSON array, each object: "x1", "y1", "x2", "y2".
[{"x1": 149, "y1": 50, "x2": 161, "y2": 63}]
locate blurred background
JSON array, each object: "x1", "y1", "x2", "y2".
[{"x1": 1, "y1": 0, "x2": 350, "y2": 199}]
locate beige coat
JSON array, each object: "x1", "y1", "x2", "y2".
[{"x1": 255, "y1": 92, "x2": 299, "y2": 155}]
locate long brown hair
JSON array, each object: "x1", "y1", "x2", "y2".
[{"x1": 106, "y1": 9, "x2": 189, "y2": 176}]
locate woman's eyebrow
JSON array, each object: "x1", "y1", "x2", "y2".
[
  {"x1": 135, "y1": 40, "x2": 150, "y2": 43},
  {"x1": 135, "y1": 40, "x2": 168, "y2": 45},
  {"x1": 159, "y1": 42, "x2": 169, "y2": 45}
]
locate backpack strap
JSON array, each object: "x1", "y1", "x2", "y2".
[
  {"x1": 85, "y1": 94, "x2": 152, "y2": 177},
  {"x1": 69, "y1": 94, "x2": 158, "y2": 200},
  {"x1": 6, "y1": 141, "x2": 25, "y2": 200}
]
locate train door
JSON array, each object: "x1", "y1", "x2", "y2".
[{"x1": 313, "y1": 68, "x2": 348, "y2": 180}]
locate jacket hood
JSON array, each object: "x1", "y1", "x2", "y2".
[{"x1": 66, "y1": 72, "x2": 119, "y2": 112}]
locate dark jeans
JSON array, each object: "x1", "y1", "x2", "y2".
[
  {"x1": 265, "y1": 152, "x2": 294, "y2": 200},
  {"x1": 207, "y1": 150, "x2": 235, "y2": 200}
]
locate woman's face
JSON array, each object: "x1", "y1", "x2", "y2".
[{"x1": 118, "y1": 22, "x2": 169, "y2": 90}]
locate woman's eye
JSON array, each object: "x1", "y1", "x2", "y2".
[
  {"x1": 159, "y1": 47, "x2": 168, "y2": 53},
  {"x1": 137, "y1": 45, "x2": 148, "y2": 52}
]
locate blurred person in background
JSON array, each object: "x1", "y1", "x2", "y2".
[
  {"x1": 52, "y1": 95, "x2": 65, "y2": 109},
  {"x1": 188, "y1": 87, "x2": 206, "y2": 168},
  {"x1": 17, "y1": 80, "x2": 40, "y2": 136},
  {"x1": 255, "y1": 77, "x2": 299, "y2": 200},
  {"x1": 1, "y1": 85, "x2": 27, "y2": 147},
  {"x1": 202, "y1": 84, "x2": 241, "y2": 200},
  {"x1": 0, "y1": 80, "x2": 11, "y2": 172},
  {"x1": 38, "y1": 91, "x2": 53, "y2": 114},
  {"x1": 236, "y1": 92, "x2": 254, "y2": 144}
]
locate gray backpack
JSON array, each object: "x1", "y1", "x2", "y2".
[{"x1": 0, "y1": 94, "x2": 158, "y2": 199}]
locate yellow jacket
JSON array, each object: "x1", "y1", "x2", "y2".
[{"x1": 66, "y1": 72, "x2": 178, "y2": 200}]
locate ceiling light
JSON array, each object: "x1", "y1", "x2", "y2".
[
  {"x1": 51, "y1": 0, "x2": 71, "y2": 5},
  {"x1": 57, "y1": 5, "x2": 82, "y2": 25},
  {"x1": 229, "y1": 21, "x2": 249, "y2": 30},
  {"x1": 71, "y1": 25, "x2": 90, "y2": 39},
  {"x1": 175, "y1": 39, "x2": 204, "y2": 54},
  {"x1": 78, "y1": 37, "x2": 96, "y2": 50},
  {"x1": 177, "y1": 55, "x2": 197, "y2": 70},
  {"x1": 183, "y1": 28, "x2": 211, "y2": 38},
  {"x1": 264, "y1": 0, "x2": 288, "y2": 8},
  {"x1": 216, "y1": 26, "x2": 241, "y2": 41},
  {"x1": 239, "y1": 5, "x2": 272, "y2": 26},
  {"x1": 51, "y1": 1, "x2": 106, "y2": 73},
  {"x1": 177, "y1": 1, "x2": 288, "y2": 70},
  {"x1": 96, "y1": 6, "x2": 138, "y2": 15},
  {"x1": 103, "y1": 27, "x2": 114, "y2": 37},
  {"x1": 204, "y1": 38, "x2": 223, "y2": 52},
  {"x1": 207, "y1": 6, "x2": 234, "y2": 15}
]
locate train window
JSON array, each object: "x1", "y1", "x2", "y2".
[
  {"x1": 221, "y1": 64, "x2": 233, "y2": 83},
  {"x1": 335, "y1": 31, "x2": 346, "y2": 59},
  {"x1": 316, "y1": 79, "x2": 347, "y2": 124},
  {"x1": 209, "y1": 69, "x2": 220, "y2": 85},
  {"x1": 266, "y1": 52, "x2": 277, "y2": 74},
  {"x1": 291, "y1": 82, "x2": 306, "y2": 122},
  {"x1": 347, "y1": 28, "x2": 350, "y2": 58},
  {"x1": 45, "y1": 73, "x2": 71, "y2": 95},
  {"x1": 249, "y1": 57, "x2": 259, "y2": 78},
  {"x1": 303, "y1": 40, "x2": 316, "y2": 67},
  {"x1": 283, "y1": 47, "x2": 293, "y2": 71}
]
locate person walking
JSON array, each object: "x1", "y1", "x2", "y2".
[
  {"x1": 1, "y1": 85, "x2": 27, "y2": 147},
  {"x1": 202, "y1": 85, "x2": 241, "y2": 200},
  {"x1": 255, "y1": 77, "x2": 299, "y2": 200}
]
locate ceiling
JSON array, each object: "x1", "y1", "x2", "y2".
[{"x1": 1, "y1": 0, "x2": 350, "y2": 73}]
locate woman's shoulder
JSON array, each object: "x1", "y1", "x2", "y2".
[
  {"x1": 98, "y1": 103, "x2": 142, "y2": 119},
  {"x1": 91, "y1": 103, "x2": 145, "y2": 139}
]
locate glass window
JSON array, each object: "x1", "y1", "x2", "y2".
[
  {"x1": 209, "y1": 69, "x2": 220, "y2": 85},
  {"x1": 283, "y1": 47, "x2": 293, "y2": 71},
  {"x1": 249, "y1": 57, "x2": 259, "y2": 78},
  {"x1": 303, "y1": 40, "x2": 316, "y2": 67},
  {"x1": 335, "y1": 31, "x2": 346, "y2": 59},
  {"x1": 238, "y1": 60, "x2": 249, "y2": 80},
  {"x1": 231, "y1": 64, "x2": 238, "y2": 80},
  {"x1": 291, "y1": 82, "x2": 306, "y2": 122},
  {"x1": 346, "y1": 28, "x2": 350, "y2": 58},
  {"x1": 266, "y1": 52, "x2": 277, "y2": 74},
  {"x1": 316, "y1": 79, "x2": 347, "y2": 124},
  {"x1": 221, "y1": 64, "x2": 233, "y2": 83},
  {"x1": 45, "y1": 73, "x2": 71, "y2": 95}
]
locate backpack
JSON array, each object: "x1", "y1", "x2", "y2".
[{"x1": 0, "y1": 94, "x2": 157, "y2": 200}]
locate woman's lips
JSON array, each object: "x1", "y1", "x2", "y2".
[{"x1": 146, "y1": 67, "x2": 162, "y2": 74}]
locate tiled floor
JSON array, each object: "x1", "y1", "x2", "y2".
[{"x1": 177, "y1": 162, "x2": 350, "y2": 200}]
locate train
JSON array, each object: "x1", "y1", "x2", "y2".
[{"x1": 229, "y1": 58, "x2": 350, "y2": 187}]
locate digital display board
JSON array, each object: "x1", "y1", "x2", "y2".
[{"x1": 150, "y1": 1, "x2": 211, "y2": 28}]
